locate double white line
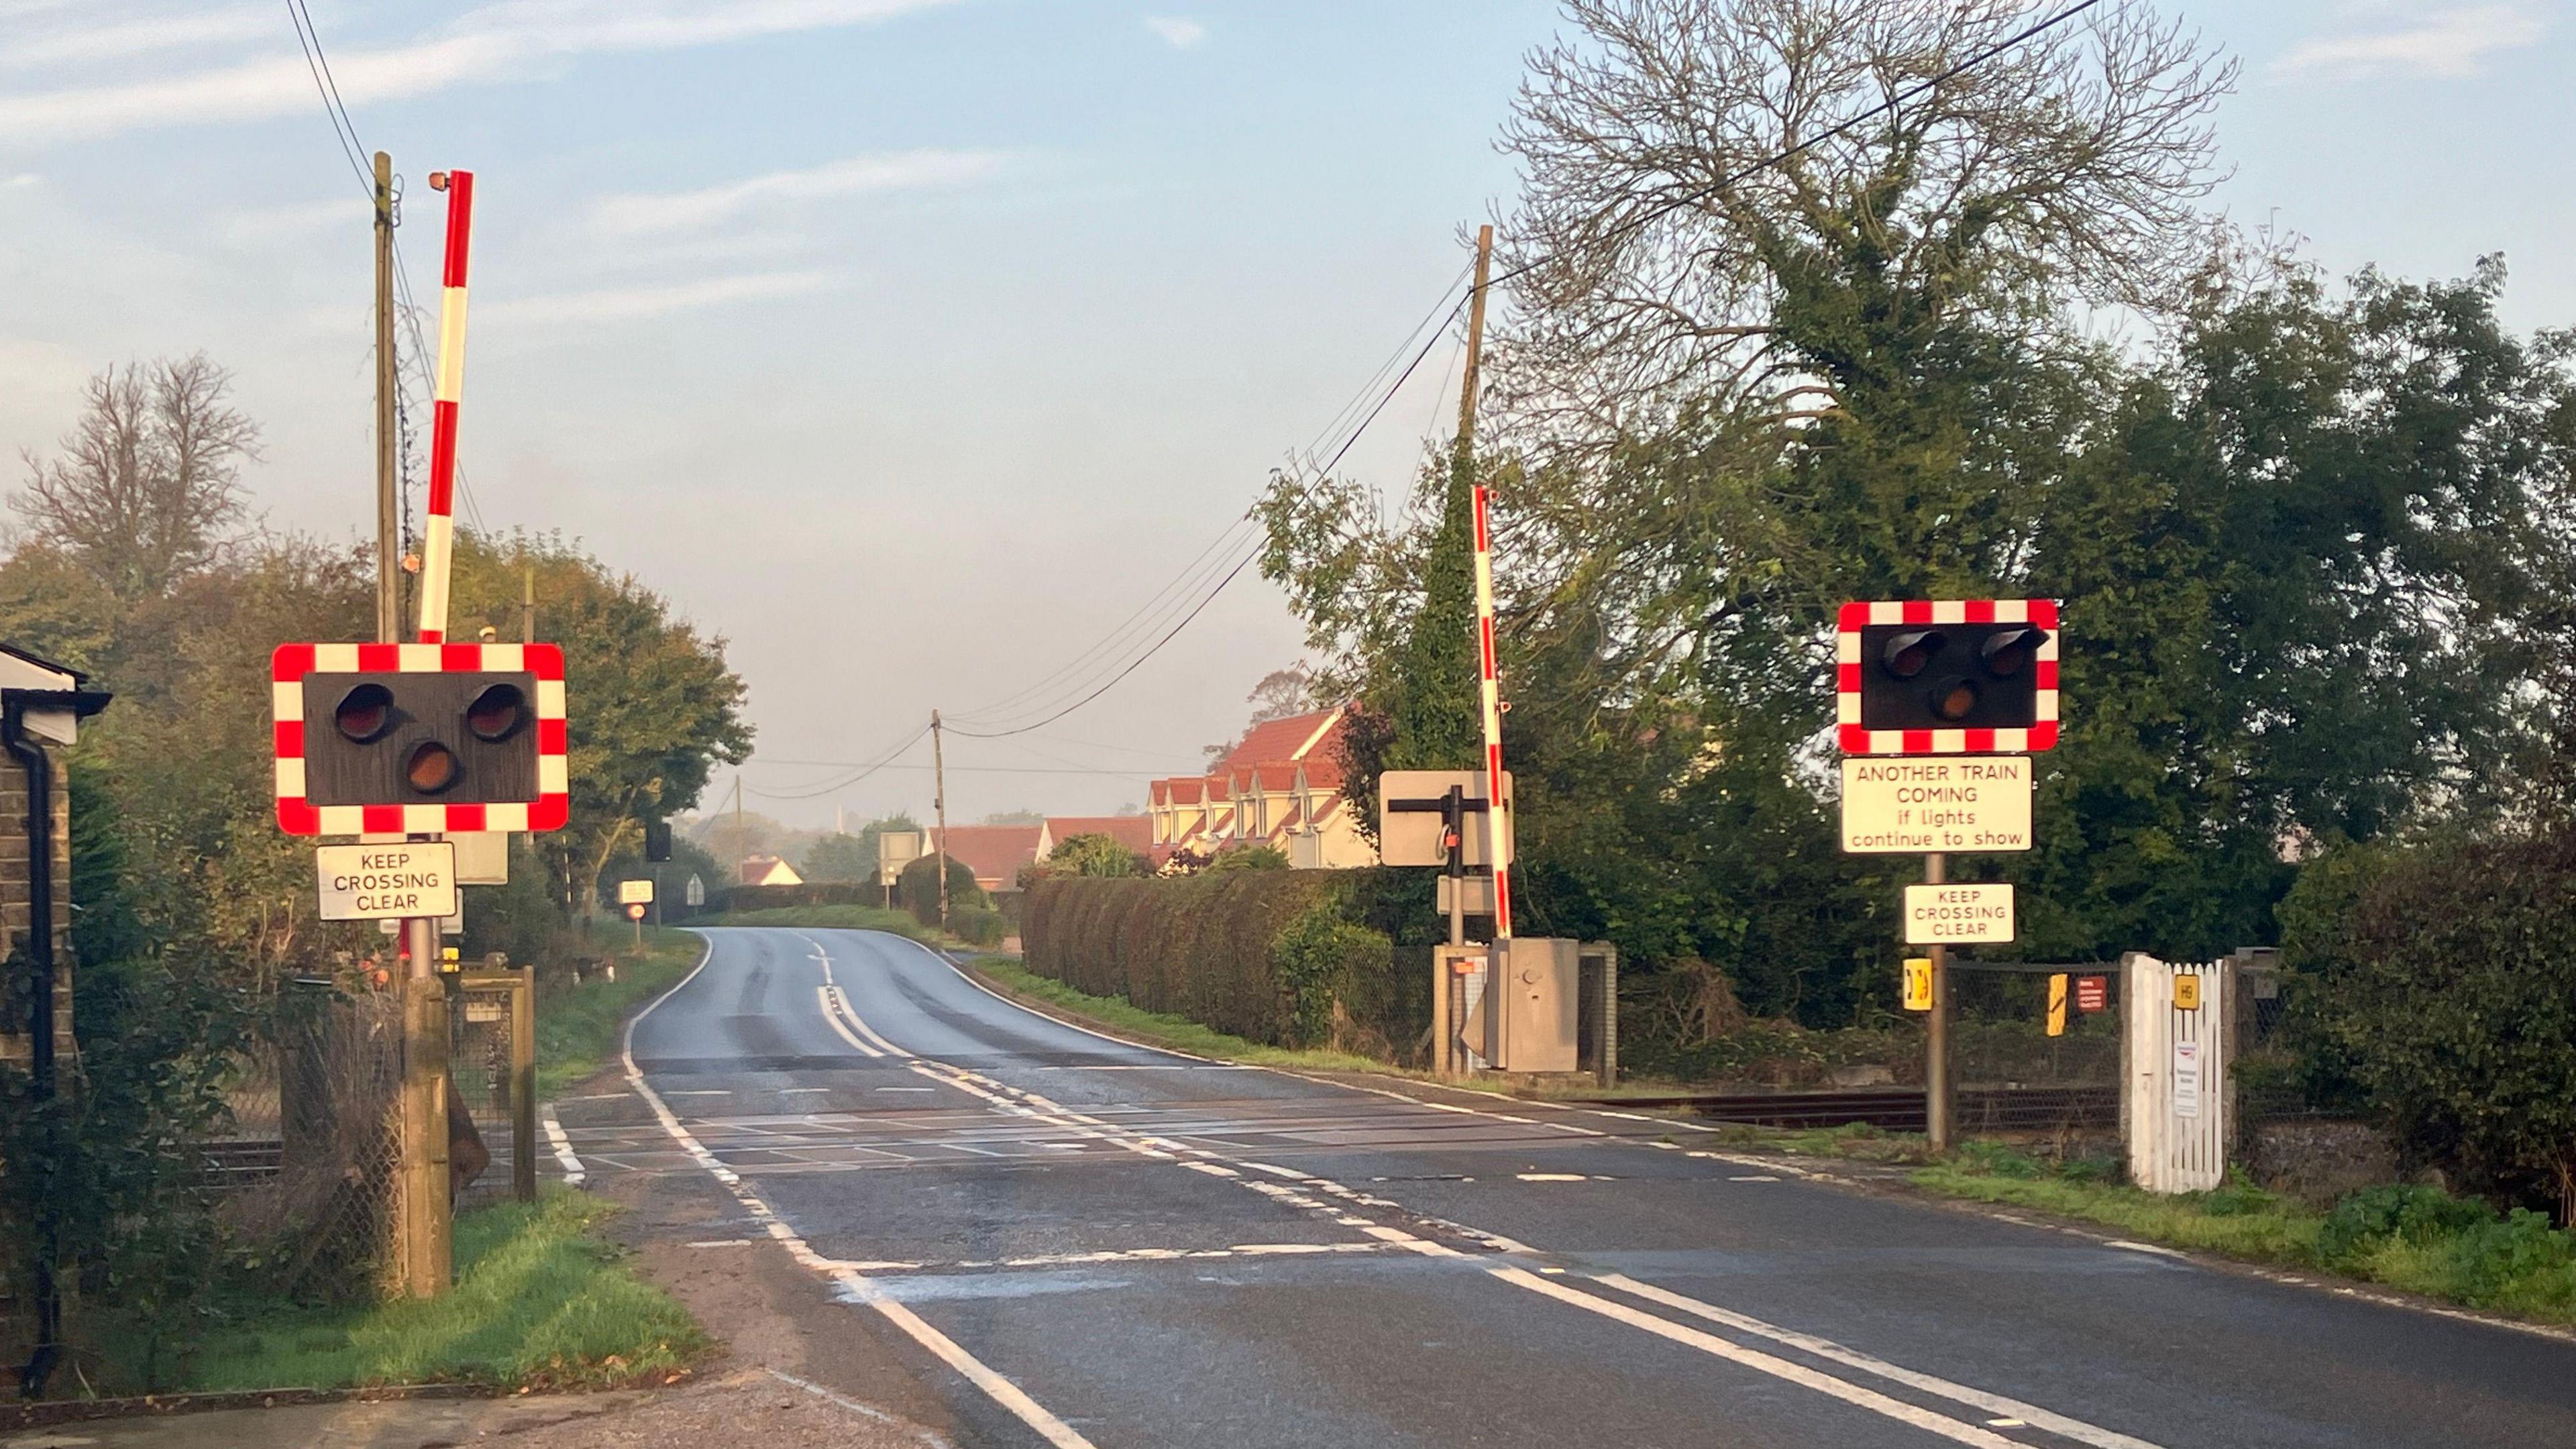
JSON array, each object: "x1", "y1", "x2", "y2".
[{"x1": 641, "y1": 931, "x2": 2164, "y2": 1449}]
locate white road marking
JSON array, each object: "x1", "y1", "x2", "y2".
[
  {"x1": 633, "y1": 938, "x2": 1102, "y2": 1449},
  {"x1": 541, "y1": 1105, "x2": 586, "y2": 1185},
  {"x1": 667, "y1": 1089, "x2": 731, "y2": 1096},
  {"x1": 2106, "y1": 1240, "x2": 2192, "y2": 1262},
  {"x1": 714, "y1": 929, "x2": 2163, "y2": 1449},
  {"x1": 1491, "y1": 1267, "x2": 2027, "y2": 1448},
  {"x1": 685, "y1": 1240, "x2": 755, "y2": 1249},
  {"x1": 780, "y1": 1086, "x2": 832, "y2": 1094},
  {"x1": 816, "y1": 985, "x2": 885, "y2": 1057},
  {"x1": 1591, "y1": 1273, "x2": 2166, "y2": 1449}
]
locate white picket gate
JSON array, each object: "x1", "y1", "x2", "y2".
[{"x1": 2123, "y1": 953, "x2": 2229, "y2": 1194}]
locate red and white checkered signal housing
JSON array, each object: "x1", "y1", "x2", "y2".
[
  {"x1": 1837, "y1": 599, "x2": 2058, "y2": 755},
  {"x1": 272, "y1": 641, "x2": 568, "y2": 835}
]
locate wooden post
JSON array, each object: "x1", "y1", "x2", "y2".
[
  {"x1": 511, "y1": 964, "x2": 536, "y2": 1203},
  {"x1": 1454, "y1": 224, "x2": 1493, "y2": 457},
  {"x1": 1925, "y1": 851, "x2": 1951, "y2": 1152},
  {"x1": 931, "y1": 710, "x2": 951, "y2": 928},
  {"x1": 397, "y1": 973, "x2": 452, "y2": 1296}
]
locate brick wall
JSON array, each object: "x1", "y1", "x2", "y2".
[{"x1": 0, "y1": 746, "x2": 76, "y2": 1070}]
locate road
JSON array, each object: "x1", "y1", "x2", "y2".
[{"x1": 552, "y1": 926, "x2": 2576, "y2": 1448}]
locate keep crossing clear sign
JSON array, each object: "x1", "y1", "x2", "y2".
[
  {"x1": 1902, "y1": 883, "x2": 2016, "y2": 945},
  {"x1": 316, "y1": 841, "x2": 458, "y2": 921}
]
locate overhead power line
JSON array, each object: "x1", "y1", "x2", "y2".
[{"x1": 948, "y1": 0, "x2": 2112, "y2": 741}]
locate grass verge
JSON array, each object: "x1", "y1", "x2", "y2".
[
  {"x1": 535, "y1": 926, "x2": 707, "y2": 1097},
  {"x1": 183, "y1": 1189, "x2": 704, "y2": 1392},
  {"x1": 1737, "y1": 1130, "x2": 2576, "y2": 1326}
]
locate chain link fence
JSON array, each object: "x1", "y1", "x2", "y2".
[{"x1": 203, "y1": 967, "x2": 535, "y2": 1298}]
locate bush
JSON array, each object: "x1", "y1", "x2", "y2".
[
  {"x1": 2279, "y1": 828, "x2": 2576, "y2": 1214},
  {"x1": 1022, "y1": 872, "x2": 1407, "y2": 1055},
  {"x1": 896, "y1": 853, "x2": 987, "y2": 928},
  {"x1": 949, "y1": 906, "x2": 1006, "y2": 947},
  {"x1": 1269, "y1": 906, "x2": 1393, "y2": 1049}
]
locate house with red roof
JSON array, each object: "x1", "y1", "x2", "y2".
[
  {"x1": 1037, "y1": 815, "x2": 1152, "y2": 861},
  {"x1": 928, "y1": 824, "x2": 1044, "y2": 896},
  {"x1": 1147, "y1": 706, "x2": 1377, "y2": 868}
]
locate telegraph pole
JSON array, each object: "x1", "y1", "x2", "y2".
[
  {"x1": 1455, "y1": 223, "x2": 1493, "y2": 460},
  {"x1": 521, "y1": 563, "x2": 535, "y2": 643},
  {"x1": 374, "y1": 152, "x2": 400, "y2": 642},
  {"x1": 931, "y1": 711, "x2": 951, "y2": 928}
]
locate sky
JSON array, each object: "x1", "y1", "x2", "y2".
[{"x1": 2, "y1": 0, "x2": 2571, "y2": 831}]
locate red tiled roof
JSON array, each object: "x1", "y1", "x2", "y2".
[
  {"x1": 1253, "y1": 762, "x2": 1297, "y2": 791},
  {"x1": 1164, "y1": 779, "x2": 1203, "y2": 805},
  {"x1": 1046, "y1": 816, "x2": 1152, "y2": 853},
  {"x1": 929, "y1": 826, "x2": 1042, "y2": 890},
  {"x1": 1297, "y1": 755, "x2": 1345, "y2": 790},
  {"x1": 1212, "y1": 708, "x2": 1346, "y2": 774}
]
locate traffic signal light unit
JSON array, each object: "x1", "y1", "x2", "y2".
[
  {"x1": 272, "y1": 641, "x2": 568, "y2": 835},
  {"x1": 1837, "y1": 599, "x2": 2058, "y2": 753}
]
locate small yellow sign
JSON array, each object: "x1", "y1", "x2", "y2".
[
  {"x1": 2174, "y1": 974, "x2": 2202, "y2": 1011},
  {"x1": 2047, "y1": 973, "x2": 2069, "y2": 1037},
  {"x1": 1902, "y1": 957, "x2": 1933, "y2": 1012}
]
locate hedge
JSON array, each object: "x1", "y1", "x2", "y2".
[{"x1": 1020, "y1": 871, "x2": 1412, "y2": 1058}]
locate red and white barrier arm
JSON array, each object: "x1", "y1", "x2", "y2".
[
  {"x1": 1472, "y1": 484, "x2": 1512, "y2": 943},
  {"x1": 419, "y1": 168, "x2": 474, "y2": 644}
]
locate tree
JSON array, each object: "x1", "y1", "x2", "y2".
[
  {"x1": 803, "y1": 813, "x2": 923, "y2": 883},
  {"x1": 1491, "y1": 0, "x2": 2233, "y2": 454},
  {"x1": 1042, "y1": 833, "x2": 1146, "y2": 879},
  {"x1": 446, "y1": 531, "x2": 753, "y2": 921},
  {"x1": 14, "y1": 356, "x2": 258, "y2": 601},
  {"x1": 1244, "y1": 664, "x2": 1319, "y2": 725}
]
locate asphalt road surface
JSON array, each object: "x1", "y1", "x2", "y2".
[{"x1": 553, "y1": 926, "x2": 2576, "y2": 1448}]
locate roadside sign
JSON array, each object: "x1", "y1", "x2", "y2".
[
  {"x1": 2172, "y1": 1039, "x2": 2203, "y2": 1118},
  {"x1": 1902, "y1": 883, "x2": 2015, "y2": 945},
  {"x1": 1839, "y1": 757, "x2": 2032, "y2": 853},
  {"x1": 1436, "y1": 873, "x2": 1497, "y2": 916},
  {"x1": 2076, "y1": 975, "x2": 2108, "y2": 1012},
  {"x1": 877, "y1": 829, "x2": 925, "y2": 887},
  {"x1": 449, "y1": 830, "x2": 510, "y2": 884},
  {"x1": 378, "y1": 905, "x2": 463, "y2": 937},
  {"x1": 317, "y1": 841, "x2": 458, "y2": 921},
  {"x1": 2046, "y1": 973, "x2": 2069, "y2": 1037},
  {"x1": 685, "y1": 873, "x2": 705, "y2": 908},
  {"x1": 1902, "y1": 957, "x2": 1933, "y2": 1012},
  {"x1": 2174, "y1": 975, "x2": 2202, "y2": 1011},
  {"x1": 617, "y1": 878, "x2": 655, "y2": 906},
  {"x1": 1377, "y1": 770, "x2": 1511, "y2": 867},
  {"x1": 625, "y1": 902, "x2": 646, "y2": 921}
]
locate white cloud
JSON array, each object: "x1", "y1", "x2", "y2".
[
  {"x1": 1142, "y1": 15, "x2": 1205, "y2": 48},
  {"x1": 3, "y1": 8, "x2": 274, "y2": 70},
  {"x1": 477, "y1": 269, "x2": 841, "y2": 326},
  {"x1": 591, "y1": 149, "x2": 1004, "y2": 235},
  {"x1": 2273, "y1": 5, "x2": 2545, "y2": 79},
  {"x1": 0, "y1": 0, "x2": 965, "y2": 144},
  {"x1": 4, "y1": 173, "x2": 38, "y2": 188}
]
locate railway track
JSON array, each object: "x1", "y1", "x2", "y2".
[{"x1": 1576, "y1": 1085, "x2": 2117, "y2": 1132}]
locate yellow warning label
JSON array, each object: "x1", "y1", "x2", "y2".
[
  {"x1": 1902, "y1": 957, "x2": 1933, "y2": 1012},
  {"x1": 2174, "y1": 975, "x2": 2202, "y2": 1011},
  {"x1": 2047, "y1": 973, "x2": 2068, "y2": 1037}
]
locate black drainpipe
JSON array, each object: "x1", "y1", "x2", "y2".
[{"x1": 3, "y1": 688, "x2": 107, "y2": 1399}]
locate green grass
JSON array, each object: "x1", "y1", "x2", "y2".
[
  {"x1": 183, "y1": 1189, "x2": 705, "y2": 1392},
  {"x1": 534, "y1": 926, "x2": 708, "y2": 1097}
]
